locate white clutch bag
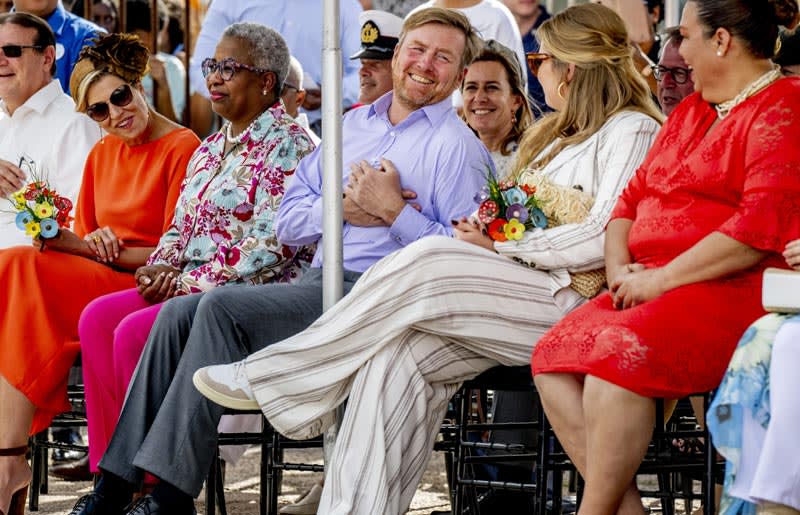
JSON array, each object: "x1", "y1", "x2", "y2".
[{"x1": 762, "y1": 267, "x2": 800, "y2": 313}]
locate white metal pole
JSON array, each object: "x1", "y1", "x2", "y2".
[
  {"x1": 664, "y1": 0, "x2": 681, "y2": 27},
  {"x1": 321, "y1": 0, "x2": 345, "y2": 468}
]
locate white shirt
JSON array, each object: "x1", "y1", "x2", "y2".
[
  {"x1": 494, "y1": 111, "x2": 660, "y2": 296},
  {"x1": 408, "y1": 0, "x2": 528, "y2": 106},
  {"x1": 0, "y1": 80, "x2": 102, "y2": 248}
]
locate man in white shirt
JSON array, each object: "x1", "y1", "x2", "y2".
[{"x1": 0, "y1": 12, "x2": 101, "y2": 248}]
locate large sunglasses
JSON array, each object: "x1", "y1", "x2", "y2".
[
  {"x1": 652, "y1": 65, "x2": 692, "y2": 85},
  {"x1": 1, "y1": 44, "x2": 44, "y2": 58},
  {"x1": 201, "y1": 57, "x2": 269, "y2": 81},
  {"x1": 85, "y1": 84, "x2": 134, "y2": 122},
  {"x1": 526, "y1": 52, "x2": 553, "y2": 77}
]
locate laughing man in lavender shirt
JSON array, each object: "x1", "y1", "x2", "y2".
[{"x1": 76, "y1": 9, "x2": 490, "y2": 514}]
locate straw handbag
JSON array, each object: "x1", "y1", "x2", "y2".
[{"x1": 517, "y1": 169, "x2": 607, "y2": 298}]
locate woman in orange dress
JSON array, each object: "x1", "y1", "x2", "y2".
[
  {"x1": 0, "y1": 34, "x2": 199, "y2": 515},
  {"x1": 531, "y1": 1, "x2": 800, "y2": 514}
]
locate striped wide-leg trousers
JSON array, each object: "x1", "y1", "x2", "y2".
[{"x1": 244, "y1": 236, "x2": 586, "y2": 514}]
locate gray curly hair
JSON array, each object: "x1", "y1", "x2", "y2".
[{"x1": 222, "y1": 22, "x2": 290, "y2": 97}]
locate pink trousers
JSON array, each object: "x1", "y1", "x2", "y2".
[{"x1": 79, "y1": 288, "x2": 163, "y2": 473}]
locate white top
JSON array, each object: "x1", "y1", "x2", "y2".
[
  {"x1": 494, "y1": 110, "x2": 660, "y2": 294},
  {"x1": 0, "y1": 80, "x2": 102, "y2": 248},
  {"x1": 409, "y1": 0, "x2": 528, "y2": 95}
]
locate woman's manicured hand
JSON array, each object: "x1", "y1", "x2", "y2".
[
  {"x1": 453, "y1": 217, "x2": 495, "y2": 252},
  {"x1": 609, "y1": 266, "x2": 667, "y2": 310},
  {"x1": 135, "y1": 264, "x2": 181, "y2": 303},
  {"x1": 38, "y1": 228, "x2": 90, "y2": 255},
  {"x1": 84, "y1": 226, "x2": 124, "y2": 263}
]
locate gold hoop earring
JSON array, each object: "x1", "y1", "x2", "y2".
[{"x1": 557, "y1": 81, "x2": 568, "y2": 101}]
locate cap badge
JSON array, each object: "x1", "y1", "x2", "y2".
[{"x1": 361, "y1": 21, "x2": 380, "y2": 44}]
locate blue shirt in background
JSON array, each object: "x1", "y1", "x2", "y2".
[
  {"x1": 45, "y1": 1, "x2": 104, "y2": 93},
  {"x1": 276, "y1": 92, "x2": 493, "y2": 273},
  {"x1": 521, "y1": 6, "x2": 552, "y2": 116}
]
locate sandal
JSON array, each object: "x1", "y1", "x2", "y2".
[{"x1": 0, "y1": 445, "x2": 30, "y2": 515}]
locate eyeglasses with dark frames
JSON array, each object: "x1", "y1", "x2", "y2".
[
  {"x1": 526, "y1": 52, "x2": 553, "y2": 77},
  {"x1": 201, "y1": 57, "x2": 270, "y2": 81},
  {"x1": 653, "y1": 65, "x2": 692, "y2": 84},
  {"x1": 85, "y1": 84, "x2": 134, "y2": 122},
  {"x1": 0, "y1": 44, "x2": 45, "y2": 58}
]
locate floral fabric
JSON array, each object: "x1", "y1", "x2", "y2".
[
  {"x1": 148, "y1": 102, "x2": 315, "y2": 293},
  {"x1": 708, "y1": 313, "x2": 797, "y2": 515}
]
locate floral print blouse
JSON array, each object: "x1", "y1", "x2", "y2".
[{"x1": 148, "y1": 101, "x2": 315, "y2": 294}]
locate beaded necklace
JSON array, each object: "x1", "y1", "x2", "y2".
[
  {"x1": 715, "y1": 64, "x2": 782, "y2": 119},
  {"x1": 225, "y1": 115, "x2": 262, "y2": 144}
]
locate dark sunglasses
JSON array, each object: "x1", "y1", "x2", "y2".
[
  {"x1": 1, "y1": 44, "x2": 44, "y2": 58},
  {"x1": 526, "y1": 52, "x2": 553, "y2": 77},
  {"x1": 201, "y1": 57, "x2": 269, "y2": 81},
  {"x1": 86, "y1": 84, "x2": 134, "y2": 122},
  {"x1": 653, "y1": 65, "x2": 692, "y2": 85}
]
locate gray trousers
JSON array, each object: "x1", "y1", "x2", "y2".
[{"x1": 98, "y1": 268, "x2": 362, "y2": 497}]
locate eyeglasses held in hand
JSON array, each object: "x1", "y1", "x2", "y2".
[
  {"x1": 1, "y1": 44, "x2": 44, "y2": 58},
  {"x1": 85, "y1": 84, "x2": 134, "y2": 122},
  {"x1": 652, "y1": 65, "x2": 692, "y2": 84},
  {"x1": 201, "y1": 57, "x2": 270, "y2": 81},
  {"x1": 526, "y1": 52, "x2": 553, "y2": 77}
]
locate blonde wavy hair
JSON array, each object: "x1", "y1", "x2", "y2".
[{"x1": 512, "y1": 3, "x2": 664, "y2": 176}]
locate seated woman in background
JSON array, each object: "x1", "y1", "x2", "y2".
[
  {"x1": 708, "y1": 238, "x2": 800, "y2": 515},
  {"x1": 531, "y1": 0, "x2": 800, "y2": 513},
  {"x1": 193, "y1": 5, "x2": 662, "y2": 514},
  {"x1": 0, "y1": 33, "x2": 199, "y2": 515},
  {"x1": 461, "y1": 39, "x2": 532, "y2": 177},
  {"x1": 462, "y1": 38, "x2": 537, "y2": 509},
  {"x1": 77, "y1": 21, "x2": 315, "y2": 480}
]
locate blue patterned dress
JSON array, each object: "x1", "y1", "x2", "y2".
[{"x1": 708, "y1": 313, "x2": 800, "y2": 514}]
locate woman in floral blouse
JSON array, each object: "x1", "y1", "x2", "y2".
[{"x1": 77, "y1": 22, "x2": 315, "y2": 475}]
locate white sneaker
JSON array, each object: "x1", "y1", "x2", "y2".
[
  {"x1": 278, "y1": 483, "x2": 323, "y2": 514},
  {"x1": 193, "y1": 361, "x2": 258, "y2": 410}
]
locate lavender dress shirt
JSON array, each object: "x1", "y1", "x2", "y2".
[{"x1": 276, "y1": 92, "x2": 493, "y2": 273}]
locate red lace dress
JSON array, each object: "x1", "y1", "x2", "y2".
[{"x1": 532, "y1": 78, "x2": 800, "y2": 398}]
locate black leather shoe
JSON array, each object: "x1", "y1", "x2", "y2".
[
  {"x1": 68, "y1": 492, "x2": 126, "y2": 515},
  {"x1": 124, "y1": 495, "x2": 196, "y2": 515},
  {"x1": 51, "y1": 455, "x2": 93, "y2": 481}
]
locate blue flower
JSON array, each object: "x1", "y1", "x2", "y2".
[
  {"x1": 39, "y1": 218, "x2": 59, "y2": 238},
  {"x1": 505, "y1": 203, "x2": 528, "y2": 224},
  {"x1": 503, "y1": 187, "x2": 527, "y2": 206},
  {"x1": 210, "y1": 186, "x2": 248, "y2": 210},
  {"x1": 530, "y1": 208, "x2": 548, "y2": 228},
  {"x1": 271, "y1": 138, "x2": 299, "y2": 171},
  {"x1": 473, "y1": 185, "x2": 490, "y2": 204},
  {"x1": 15, "y1": 211, "x2": 33, "y2": 230},
  {"x1": 244, "y1": 248, "x2": 278, "y2": 271}
]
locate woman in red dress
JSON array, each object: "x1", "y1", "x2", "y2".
[
  {"x1": 531, "y1": 0, "x2": 800, "y2": 513},
  {"x1": 0, "y1": 34, "x2": 199, "y2": 515}
]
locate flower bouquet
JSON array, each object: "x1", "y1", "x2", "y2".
[
  {"x1": 474, "y1": 175, "x2": 547, "y2": 242},
  {"x1": 476, "y1": 168, "x2": 606, "y2": 298},
  {"x1": 8, "y1": 160, "x2": 73, "y2": 241}
]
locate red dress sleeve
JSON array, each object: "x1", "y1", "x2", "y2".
[{"x1": 718, "y1": 85, "x2": 800, "y2": 252}]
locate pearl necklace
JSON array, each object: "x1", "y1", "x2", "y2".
[
  {"x1": 715, "y1": 64, "x2": 782, "y2": 119},
  {"x1": 225, "y1": 117, "x2": 262, "y2": 144}
]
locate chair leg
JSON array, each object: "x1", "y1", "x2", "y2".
[
  {"x1": 535, "y1": 411, "x2": 550, "y2": 515},
  {"x1": 453, "y1": 388, "x2": 470, "y2": 515},
  {"x1": 704, "y1": 394, "x2": 716, "y2": 515},
  {"x1": 206, "y1": 448, "x2": 218, "y2": 515},
  {"x1": 28, "y1": 433, "x2": 43, "y2": 512},
  {"x1": 216, "y1": 459, "x2": 227, "y2": 515},
  {"x1": 260, "y1": 421, "x2": 269, "y2": 515}
]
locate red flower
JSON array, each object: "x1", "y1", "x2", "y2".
[
  {"x1": 487, "y1": 218, "x2": 508, "y2": 242},
  {"x1": 478, "y1": 200, "x2": 499, "y2": 224},
  {"x1": 521, "y1": 184, "x2": 537, "y2": 196}
]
